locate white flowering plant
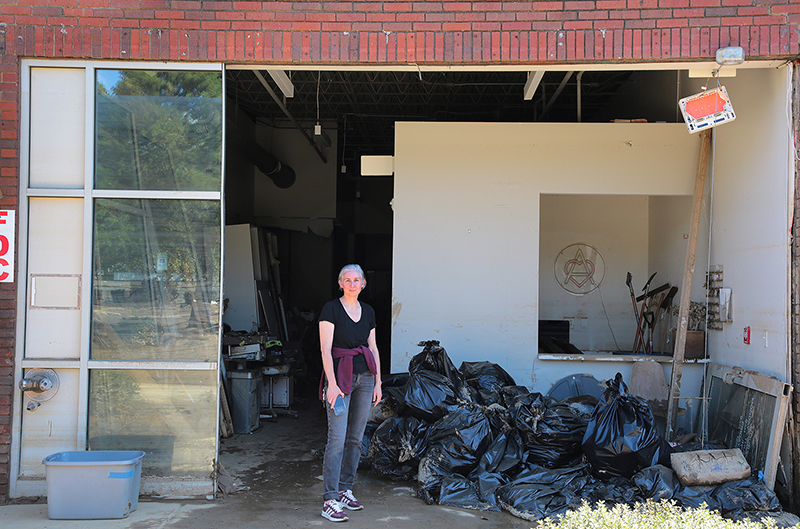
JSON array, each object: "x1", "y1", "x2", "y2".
[{"x1": 536, "y1": 500, "x2": 780, "y2": 529}]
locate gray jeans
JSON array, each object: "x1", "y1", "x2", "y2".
[{"x1": 322, "y1": 372, "x2": 375, "y2": 501}]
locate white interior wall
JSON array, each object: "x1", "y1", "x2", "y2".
[
  {"x1": 392, "y1": 65, "x2": 791, "y2": 392},
  {"x1": 393, "y1": 121, "x2": 700, "y2": 391},
  {"x1": 681, "y1": 68, "x2": 792, "y2": 381},
  {"x1": 253, "y1": 125, "x2": 337, "y2": 235},
  {"x1": 648, "y1": 194, "x2": 707, "y2": 350}
]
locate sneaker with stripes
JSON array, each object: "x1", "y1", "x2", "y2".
[
  {"x1": 338, "y1": 489, "x2": 363, "y2": 511},
  {"x1": 321, "y1": 498, "x2": 348, "y2": 522}
]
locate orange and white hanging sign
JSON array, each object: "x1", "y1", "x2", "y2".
[{"x1": 679, "y1": 86, "x2": 736, "y2": 134}]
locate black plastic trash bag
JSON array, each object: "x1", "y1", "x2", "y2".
[
  {"x1": 471, "y1": 471, "x2": 507, "y2": 506},
  {"x1": 369, "y1": 416, "x2": 431, "y2": 481},
  {"x1": 675, "y1": 477, "x2": 783, "y2": 519},
  {"x1": 400, "y1": 369, "x2": 461, "y2": 422},
  {"x1": 500, "y1": 385, "x2": 531, "y2": 408},
  {"x1": 474, "y1": 426, "x2": 524, "y2": 476},
  {"x1": 632, "y1": 464, "x2": 680, "y2": 501},
  {"x1": 498, "y1": 461, "x2": 597, "y2": 520},
  {"x1": 511, "y1": 392, "x2": 586, "y2": 468},
  {"x1": 495, "y1": 480, "x2": 587, "y2": 522},
  {"x1": 483, "y1": 402, "x2": 516, "y2": 433},
  {"x1": 510, "y1": 461, "x2": 592, "y2": 489},
  {"x1": 560, "y1": 394, "x2": 599, "y2": 421},
  {"x1": 417, "y1": 404, "x2": 494, "y2": 503},
  {"x1": 582, "y1": 373, "x2": 671, "y2": 479},
  {"x1": 577, "y1": 475, "x2": 642, "y2": 505},
  {"x1": 673, "y1": 483, "x2": 719, "y2": 511},
  {"x1": 714, "y1": 477, "x2": 782, "y2": 518},
  {"x1": 381, "y1": 372, "x2": 410, "y2": 388},
  {"x1": 426, "y1": 403, "x2": 494, "y2": 467},
  {"x1": 359, "y1": 422, "x2": 379, "y2": 469},
  {"x1": 409, "y1": 340, "x2": 468, "y2": 396},
  {"x1": 460, "y1": 361, "x2": 516, "y2": 405},
  {"x1": 438, "y1": 475, "x2": 500, "y2": 511}
]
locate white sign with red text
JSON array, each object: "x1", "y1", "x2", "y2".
[{"x1": 0, "y1": 210, "x2": 15, "y2": 282}]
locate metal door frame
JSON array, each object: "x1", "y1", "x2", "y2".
[{"x1": 10, "y1": 59, "x2": 225, "y2": 499}]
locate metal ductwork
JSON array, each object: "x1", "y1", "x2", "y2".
[{"x1": 227, "y1": 119, "x2": 296, "y2": 189}]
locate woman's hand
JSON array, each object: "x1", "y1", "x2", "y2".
[
  {"x1": 326, "y1": 383, "x2": 343, "y2": 409},
  {"x1": 372, "y1": 382, "x2": 382, "y2": 407}
]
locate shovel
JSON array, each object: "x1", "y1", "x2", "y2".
[
  {"x1": 643, "y1": 311, "x2": 655, "y2": 354},
  {"x1": 632, "y1": 272, "x2": 657, "y2": 354},
  {"x1": 626, "y1": 272, "x2": 640, "y2": 327}
]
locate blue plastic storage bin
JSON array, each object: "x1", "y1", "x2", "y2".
[{"x1": 43, "y1": 450, "x2": 145, "y2": 519}]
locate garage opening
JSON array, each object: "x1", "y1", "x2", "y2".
[
  {"x1": 221, "y1": 68, "x2": 683, "y2": 389},
  {"x1": 218, "y1": 64, "x2": 794, "y2": 515}
]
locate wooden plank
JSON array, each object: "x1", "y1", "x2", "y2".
[
  {"x1": 219, "y1": 380, "x2": 234, "y2": 436},
  {"x1": 666, "y1": 129, "x2": 712, "y2": 439}
]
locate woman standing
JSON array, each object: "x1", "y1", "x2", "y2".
[{"x1": 319, "y1": 264, "x2": 382, "y2": 522}]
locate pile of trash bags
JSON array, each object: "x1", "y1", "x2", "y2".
[{"x1": 360, "y1": 340, "x2": 793, "y2": 524}]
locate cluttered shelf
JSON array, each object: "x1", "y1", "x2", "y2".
[
  {"x1": 538, "y1": 352, "x2": 710, "y2": 363},
  {"x1": 220, "y1": 330, "x2": 306, "y2": 434}
]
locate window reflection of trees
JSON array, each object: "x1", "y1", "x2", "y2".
[
  {"x1": 91, "y1": 70, "x2": 222, "y2": 362},
  {"x1": 92, "y1": 199, "x2": 220, "y2": 361},
  {"x1": 95, "y1": 70, "x2": 222, "y2": 191}
]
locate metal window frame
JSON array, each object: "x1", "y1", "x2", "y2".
[
  {"x1": 706, "y1": 362, "x2": 793, "y2": 489},
  {"x1": 11, "y1": 59, "x2": 225, "y2": 499}
]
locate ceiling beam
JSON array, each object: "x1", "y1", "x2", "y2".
[
  {"x1": 539, "y1": 71, "x2": 574, "y2": 120},
  {"x1": 254, "y1": 70, "x2": 326, "y2": 163},
  {"x1": 524, "y1": 71, "x2": 545, "y2": 100},
  {"x1": 267, "y1": 69, "x2": 294, "y2": 98}
]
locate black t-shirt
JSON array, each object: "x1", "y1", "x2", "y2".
[{"x1": 319, "y1": 299, "x2": 376, "y2": 374}]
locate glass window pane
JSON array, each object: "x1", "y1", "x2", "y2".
[
  {"x1": 95, "y1": 70, "x2": 222, "y2": 191},
  {"x1": 88, "y1": 369, "x2": 216, "y2": 478},
  {"x1": 92, "y1": 199, "x2": 220, "y2": 361}
]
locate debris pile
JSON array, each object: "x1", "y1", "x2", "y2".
[{"x1": 365, "y1": 340, "x2": 795, "y2": 525}]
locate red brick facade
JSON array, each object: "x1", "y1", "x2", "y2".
[
  {"x1": 0, "y1": 2, "x2": 798, "y2": 63},
  {"x1": 1, "y1": 0, "x2": 800, "y2": 499}
]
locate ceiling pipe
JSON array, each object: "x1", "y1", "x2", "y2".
[
  {"x1": 576, "y1": 71, "x2": 584, "y2": 122},
  {"x1": 253, "y1": 70, "x2": 328, "y2": 164},
  {"x1": 539, "y1": 71, "x2": 574, "y2": 121},
  {"x1": 227, "y1": 118, "x2": 296, "y2": 189}
]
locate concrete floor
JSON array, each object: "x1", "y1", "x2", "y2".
[{"x1": 0, "y1": 390, "x2": 533, "y2": 529}]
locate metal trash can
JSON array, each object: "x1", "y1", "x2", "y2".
[{"x1": 227, "y1": 369, "x2": 262, "y2": 433}]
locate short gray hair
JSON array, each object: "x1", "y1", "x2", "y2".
[{"x1": 338, "y1": 264, "x2": 366, "y2": 284}]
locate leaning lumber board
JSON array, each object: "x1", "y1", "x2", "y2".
[{"x1": 666, "y1": 129, "x2": 712, "y2": 438}]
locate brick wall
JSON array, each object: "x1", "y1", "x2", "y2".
[
  {"x1": 0, "y1": 0, "x2": 799, "y2": 500},
  {"x1": 0, "y1": 33, "x2": 17, "y2": 498},
  {"x1": 0, "y1": 1, "x2": 798, "y2": 62}
]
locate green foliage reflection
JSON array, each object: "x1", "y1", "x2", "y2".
[
  {"x1": 95, "y1": 70, "x2": 222, "y2": 191},
  {"x1": 92, "y1": 199, "x2": 220, "y2": 361}
]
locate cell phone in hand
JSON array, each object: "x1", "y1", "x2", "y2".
[{"x1": 333, "y1": 395, "x2": 346, "y2": 416}]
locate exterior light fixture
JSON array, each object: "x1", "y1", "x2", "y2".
[{"x1": 716, "y1": 47, "x2": 745, "y2": 66}]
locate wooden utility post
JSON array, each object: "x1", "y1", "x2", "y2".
[{"x1": 665, "y1": 129, "x2": 712, "y2": 439}]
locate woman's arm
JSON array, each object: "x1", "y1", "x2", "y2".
[
  {"x1": 319, "y1": 320, "x2": 342, "y2": 407},
  {"x1": 367, "y1": 328, "x2": 382, "y2": 406}
]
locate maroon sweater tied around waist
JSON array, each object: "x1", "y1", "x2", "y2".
[{"x1": 319, "y1": 345, "x2": 377, "y2": 400}]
